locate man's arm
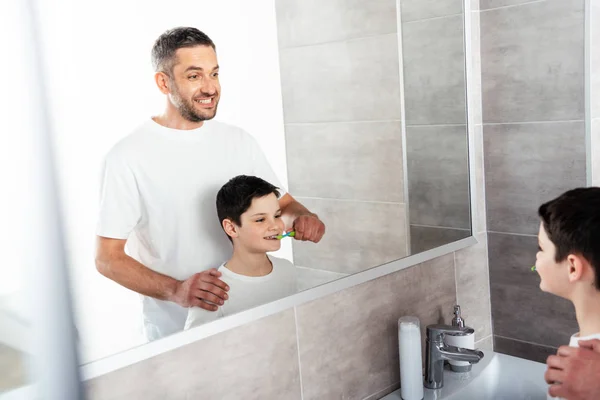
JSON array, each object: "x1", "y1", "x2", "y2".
[
  {"x1": 545, "y1": 340, "x2": 600, "y2": 400},
  {"x1": 95, "y1": 236, "x2": 229, "y2": 311},
  {"x1": 279, "y1": 194, "x2": 326, "y2": 243}
]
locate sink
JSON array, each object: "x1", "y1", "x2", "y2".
[{"x1": 382, "y1": 351, "x2": 548, "y2": 400}]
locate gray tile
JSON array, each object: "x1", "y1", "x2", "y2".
[
  {"x1": 468, "y1": 11, "x2": 483, "y2": 127},
  {"x1": 409, "y1": 225, "x2": 471, "y2": 254},
  {"x1": 275, "y1": 0, "x2": 397, "y2": 48},
  {"x1": 488, "y1": 233, "x2": 579, "y2": 349},
  {"x1": 400, "y1": 0, "x2": 463, "y2": 23},
  {"x1": 285, "y1": 121, "x2": 404, "y2": 202},
  {"x1": 0, "y1": 344, "x2": 26, "y2": 392},
  {"x1": 475, "y1": 335, "x2": 494, "y2": 352},
  {"x1": 402, "y1": 15, "x2": 467, "y2": 125},
  {"x1": 406, "y1": 125, "x2": 471, "y2": 228},
  {"x1": 480, "y1": 0, "x2": 585, "y2": 123},
  {"x1": 593, "y1": 119, "x2": 600, "y2": 185},
  {"x1": 279, "y1": 35, "x2": 401, "y2": 123},
  {"x1": 86, "y1": 310, "x2": 301, "y2": 400},
  {"x1": 363, "y1": 384, "x2": 401, "y2": 400},
  {"x1": 494, "y1": 336, "x2": 557, "y2": 364},
  {"x1": 296, "y1": 254, "x2": 456, "y2": 400},
  {"x1": 455, "y1": 232, "x2": 492, "y2": 340},
  {"x1": 472, "y1": 125, "x2": 487, "y2": 233},
  {"x1": 296, "y1": 266, "x2": 349, "y2": 292},
  {"x1": 292, "y1": 198, "x2": 408, "y2": 274},
  {"x1": 484, "y1": 122, "x2": 586, "y2": 235},
  {"x1": 480, "y1": 0, "x2": 551, "y2": 10},
  {"x1": 593, "y1": 0, "x2": 600, "y2": 119}
]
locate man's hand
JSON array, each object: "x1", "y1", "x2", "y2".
[
  {"x1": 172, "y1": 268, "x2": 229, "y2": 311},
  {"x1": 546, "y1": 340, "x2": 600, "y2": 400},
  {"x1": 293, "y1": 214, "x2": 325, "y2": 243}
]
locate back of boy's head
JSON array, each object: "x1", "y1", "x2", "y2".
[
  {"x1": 216, "y1": 175, "x2": 280, "y2": 229},
  {"x1": 538, "y1": 187, "x2": 600, "y2": 289}
]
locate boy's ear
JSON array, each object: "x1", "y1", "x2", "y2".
[
  {"x1": 567, "y1": 254, "x2": 587, "y2": 283},
  {"x1": 222, "y1": 218, "x2": 239, "y2": 239}
]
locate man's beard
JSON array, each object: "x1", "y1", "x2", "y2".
[{"x1": 170, "y1": 82, "x2": 218, "y2": 123}]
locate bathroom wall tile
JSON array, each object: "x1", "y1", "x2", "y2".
[
  {"x1": 409, "y1": 225, "x2": 470, "y2": 254},
  {"x1": 296, "y1": 266, "x2": 349, "y2": 292},
  {"x1": 402, "y1": 15, "x2": 467, "y2": 125},
  {"x1": 86, "y1": 310, "x2": 301, "y2": 400},
  {"x1": 592, "y1": 119, "x2": 600, "y2": 186},
  {"x1": 455, "y1": 232, "x2": 492, "y2": 341},
  {"x1": 468, "y1": 11, "x2": 483, "y2": 127},
  {"x1": 480, "y1": 0, "x2": 551, "y2": 10},
  {"x1": 488, "y1": 233, "x2": 578, "y2": 349},
  {"x1": 400, "y1": 0, "x2": 463, "y2": 23},
  {"x1": 592, "y1": 0, "x2": 600, "y2": 119},
  {"x1": 275, "y1": 0, "x2": 397, "y2": 48},
  {"x1": 484, "y1": 122, "x2": 586, "y2": 235},
  {"x1": 494, "y1": 336, "x2": 557, "y2": 364},
  {"x1": 472, "y1": 125, "x2": 487, "y2": 233},
  {"x1": 296, "y1": 254, "x2": 456, "y2": 400},
  {"x1": 292, "y1": 198, "x2": 408, "y2": 274},
  {"x1": 285, "y1": 121, "x2": 404, "y2": 203},
  {"x1": 279, "y1": 35, "x2": 401, "y2": 123},
  {"x1": 0, "y1": 344, "x2": 26, "y2": 392},
  {"x1": 480, "y1": 0, "x2": 585, "y2": 123},
  {"x1": 406, "y1": 125, "x2": 470, "y2": 229},
  {"x1": 475, "y1": 335, "x2": 494, "y2": 352}
]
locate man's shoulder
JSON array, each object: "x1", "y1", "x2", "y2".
[{"x1": 104, "y1": 121, "x2": 156, "y2": 160}]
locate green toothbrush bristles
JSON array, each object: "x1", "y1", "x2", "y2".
[
  {"x1": 531, "y1": 265, "x2": 536, "y2": 271},
  {"x1": 276, "y1": 231, "x2": 296, "y2": 240}
]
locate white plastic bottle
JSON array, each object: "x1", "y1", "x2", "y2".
[{"x1": 398, "y1": 316, "x2": 424, "y2": 400}]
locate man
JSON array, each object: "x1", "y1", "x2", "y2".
[
  {"x1": 95, "y1": 27, "x2": 325, "y2": 341},
  {"x1": 546, "y1": 339, "x2": 600, "y2": 399}
]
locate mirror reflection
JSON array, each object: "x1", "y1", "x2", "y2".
[{"x1": 0, "y1": 0, "x2": 471, "y2": 386}]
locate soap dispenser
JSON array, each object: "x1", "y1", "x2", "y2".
[{"x1": 445, "y1": 305, "x2": 475, "y2": 372}]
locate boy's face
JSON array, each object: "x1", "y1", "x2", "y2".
[
  {"x1": 535, "y1": 222, "x2": 571, "y2": 298},
  {"x1": 230, "y1": 193, "x2": 285, "y2": 253}
]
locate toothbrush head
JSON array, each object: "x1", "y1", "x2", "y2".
[
  {"x1": 531, "y1": 265, "x2": 536, "y2": 272},
  {"x1": 276, "y1": 231, "x2": 296, "y2": 240}
]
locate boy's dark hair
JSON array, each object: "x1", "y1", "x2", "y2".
[
  {"x1": 217, "y1": 175, "x2": 280, "y2": 233},
  {"x1": 539, "y1": 187, "x2": 600, "y2": 289},
  {"x1": 151, "y1": 27, "x2": 216, "y2": 76}
]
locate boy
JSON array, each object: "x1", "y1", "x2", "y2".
[
  {"x1": 184, "y1": 175, "x2": 297, "y2": 329},
  {"x1": 534, "y1": 187, "x2": 600, "y2": 398}
]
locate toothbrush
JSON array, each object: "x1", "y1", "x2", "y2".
[
  {"x1": 276, "y1": 231, "x2": 296, "y2": 240},
  {"x1": 531, "y1": 266, "x2": 536, "y2": 271}
]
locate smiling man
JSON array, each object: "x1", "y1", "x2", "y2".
[{"x1": 94, "y1": 27, "x2": 325, "y2": 341}]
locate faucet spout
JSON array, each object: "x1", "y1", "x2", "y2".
[
  {"x1": 438, "y1": 345, "x2": 484, "y2": 363},
  {"x1": 424, "y1": 324, "x2": 485, "y2": 389}
]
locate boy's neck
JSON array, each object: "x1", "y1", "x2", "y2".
[
  {"x1": 573, "y1": 289, "x2": 600, "y2": 337},
  {"x1": 225, "y1": 247, "x2": 272, "y2": 277}
]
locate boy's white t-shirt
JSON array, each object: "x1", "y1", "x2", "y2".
[
  {"x1": 184, "y1": 255, "x2": 297, "y2": 330},
  {"x1": 96, "y1": 119, "x2": 286, "y2": 340},
  {"x1": 548, "y1": 332, "x2": 600, "y2": 399}
]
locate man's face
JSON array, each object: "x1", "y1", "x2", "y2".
[
  {"x1": 168, "y1": 45, "x2": 221, "y2": 122},
  {"x1": 535, "y1": 222, "x2": 571, "y2": 298},
  {"x1": 233, "y1": 193, "x2": 285, "y2": 253}
]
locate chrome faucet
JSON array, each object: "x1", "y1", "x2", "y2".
[{"x1": 424, "y1": 324, "x2": 484, "y2": 389}]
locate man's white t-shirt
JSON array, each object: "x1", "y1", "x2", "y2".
[
  {"x1": 548, "y1": 332, "x2": 600, "y2": 399},
  {"x1": 184, "y1": 255, "x2": 297, "y2": 330},
  {"x1": 96, "y1": 119, "x2": 286, "y2": 340}
]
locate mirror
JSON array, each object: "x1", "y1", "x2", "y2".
[{"x1": 0, "y1": 0, "x2": 470, "y2": 388}]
